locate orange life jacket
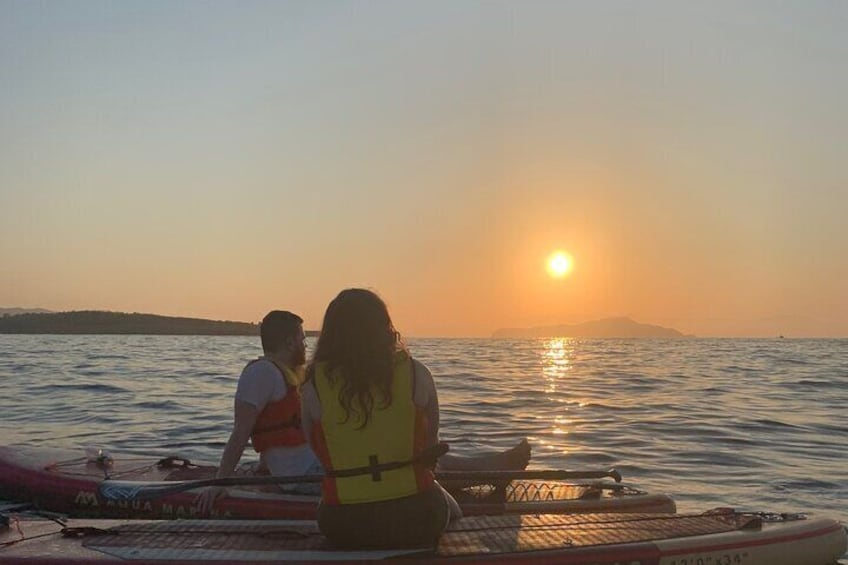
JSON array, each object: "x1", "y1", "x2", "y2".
[{"x1": 249, "y1": 359, "x2": 306, "y2": 453}]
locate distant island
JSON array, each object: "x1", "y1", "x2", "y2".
[
  {"x1": 0, "y1": 308, "x2": 53, "y2": 316},
  {"x1": 0, "y1": 310, "x2": 319, "y2": 336},
  {"x1": 492, "y1": 317, "x2": 690, "y2": 338}
]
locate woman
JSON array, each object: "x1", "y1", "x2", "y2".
[{"x1": 300, "y1": 288, "x2": 458, "y2": 549}]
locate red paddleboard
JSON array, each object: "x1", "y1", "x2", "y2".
[
  {"x1": 0, "y1": 509, "x2": 844, "y2": 565},
  {"x1": 0, "y1": 445, "x2": 675, "y2": 519}
]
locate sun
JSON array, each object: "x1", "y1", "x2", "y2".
[{"x1": 547, "y1": 251, "x2": 574, "y2": 278}]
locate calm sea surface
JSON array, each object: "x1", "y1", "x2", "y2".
[{"x1": 1, "y1": 335, "x2": 846, "y2": 529}]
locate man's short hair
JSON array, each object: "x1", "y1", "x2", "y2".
[{"x1": 260, "y1": 310, "x2": 303, "y2": 354}]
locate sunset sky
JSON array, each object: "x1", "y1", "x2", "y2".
[{"x1": 1, "y1": 2, "x2": 846, "y2": 338}]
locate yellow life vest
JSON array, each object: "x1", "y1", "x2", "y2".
[{"x1": 311, "y1": 351, "x2": 432, "y2": 505}]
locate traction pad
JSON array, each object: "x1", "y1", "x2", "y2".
[
  {"x1": 82, "y1": 512, "x2": 758, "y2": 559},
  {"x1": 451, "y1": 480, "x2": 640, "y2": 503}
]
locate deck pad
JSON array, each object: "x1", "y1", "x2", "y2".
[
  {"x1": 452, "y1": 480, "x2": 642, "y2": 502},
  {"x1": 81, "y1": 512, "x2": 752, "y2": 561}
]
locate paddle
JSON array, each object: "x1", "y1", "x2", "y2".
[
  {"x1": 98, "y1": 468, "x2": 622, "y2": 501},
  {"x1": 438, "y1": 468, "x2": 622, "y2": 483}
]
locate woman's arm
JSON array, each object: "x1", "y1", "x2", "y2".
[{"x1": 413, "y1": 359, "x2": 440, "y2": 446}]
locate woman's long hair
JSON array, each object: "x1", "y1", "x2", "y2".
[{"x1": 308, "y1": 289, "x2": 404, "y2": 429}]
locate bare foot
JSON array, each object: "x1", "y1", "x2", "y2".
[{"x1": 499, "y1": 438, "x2": 531, "y2": 471}]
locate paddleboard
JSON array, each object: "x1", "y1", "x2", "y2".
[
  {"x1": 0, "y1": 445, "x2": 675, "y2": 519},
  {"x1": 0, "y1": 509, "x2": 844, "y2": 565}
]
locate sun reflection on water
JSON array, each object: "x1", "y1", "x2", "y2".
[
  {"x1": 538, "y1": 338, "x2": 580, "y2": 454},
  {"x1": 542, "y1": 338, "x2": 569, "y2": 387}
]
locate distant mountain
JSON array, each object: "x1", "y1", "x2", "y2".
[
  {"x1": 492, "y1": 317, "x2": 690, "y2": 338},
  {"x1": 0, "y1": 311, "x2": 257, "y2": 335},
  {"x1": 0, "y1": 310, "x2": 319, "y2": 337},
  {"x1": 0, "y1": 310, "x2": 318, "y2": 336},
  {"x1": 0, "y1": 308, "x2": 53, "y2": 316}
]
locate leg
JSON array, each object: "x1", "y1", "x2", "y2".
[
  {"x1": 436, "y1": 481, "x2": 463, "y2": 521},
  {"x1": 435, "y1": 438, "x2": 531, "y2": 493},
  {"x1": 436, "y1": 438, "x2": 531, "y2": 472}
]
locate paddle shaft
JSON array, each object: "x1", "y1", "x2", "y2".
[
  {"x1": 98, "y1": 474, "x2": 323, "y2": 501},
  {"x1": 98, "y1": 468, "x2": 621, "y2": 501},
  {"x1": 438, "y1": 469, "x2": 622, "y2": 483}
]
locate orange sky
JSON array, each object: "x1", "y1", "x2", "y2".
[{"x1": 1, "y1": 3, "x2": 846, "y2": 337}]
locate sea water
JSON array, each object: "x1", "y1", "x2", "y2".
[{"x1": 0, "y1": 335, "x2": 845, "y2": 526}]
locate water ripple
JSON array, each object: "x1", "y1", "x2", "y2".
[{"x1": 0, "y1": 335, "x2": 845, "y2": 524}]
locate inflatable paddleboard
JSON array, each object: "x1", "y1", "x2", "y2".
[
  {"x1": 1, "y1": 509, "x2": 844, "y2": 565},
  {"x1": 0, "y1": 445, "x2": 675, "y2": 519}
]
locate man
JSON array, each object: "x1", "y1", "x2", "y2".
[{"x1": 196, "y1": 310, "x2": 321, "y2": 514}]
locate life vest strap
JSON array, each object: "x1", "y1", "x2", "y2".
[
  {"x1": 253, "y1": 413, "x2": 301, "y2": 435},
  {"x1": 325, "y1": 442, "x2": 449, "y2": 481}
]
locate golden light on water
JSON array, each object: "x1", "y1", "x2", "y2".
[
  {"x1": 547, "y1": 251, "x2": 574, "y2": 278},
  {"x1": 540, "y1": 338, "x2": 576, "y2": 455}
]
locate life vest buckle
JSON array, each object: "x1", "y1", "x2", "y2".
[{"x1": 369, "y1": 455, "x2": 382, "y2": 481}]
